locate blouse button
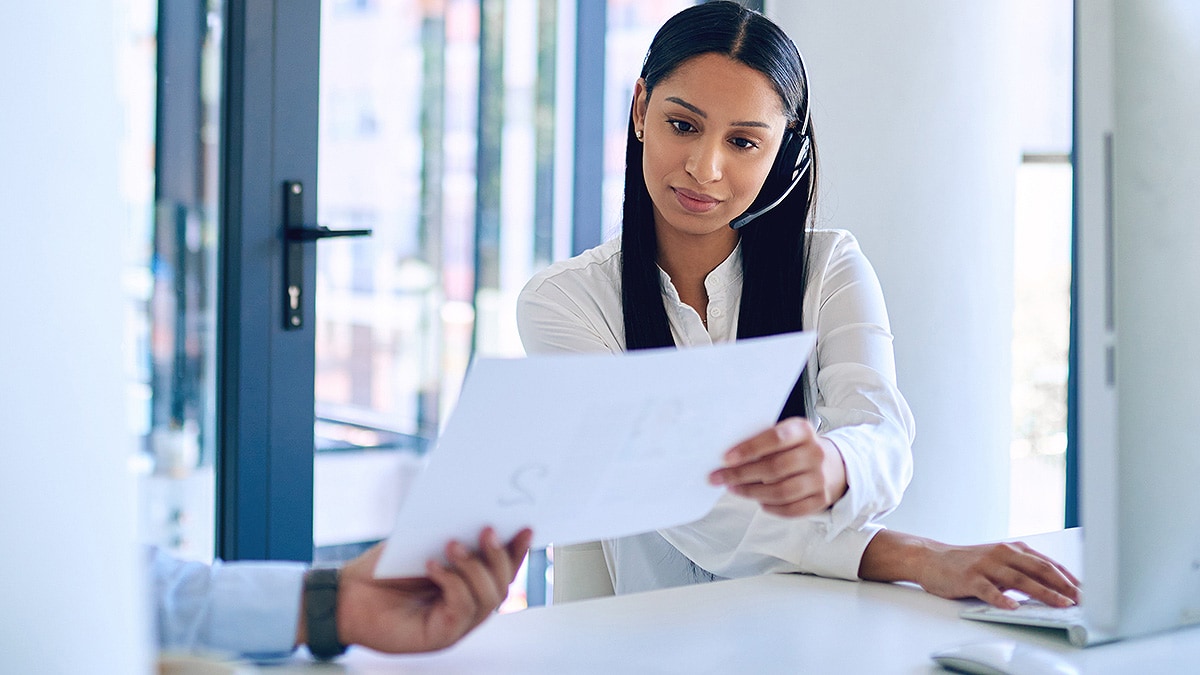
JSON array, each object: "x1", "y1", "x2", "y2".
[{"x1": 711, "y1": 307, "x2": 723, "y2": 317}]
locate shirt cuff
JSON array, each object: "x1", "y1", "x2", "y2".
[
  {"x1": 821, "y1": 433, "x2": 859, "y2": 535},
  {"x1": 800, "y1": 522, "x2": 884, "y2": 581},
  {"x1": 205, "y1": 561, "x2": 308, "y2": 661},
  {"x1": 822, "y1": 426, "x2": 900, "y2": 535}
]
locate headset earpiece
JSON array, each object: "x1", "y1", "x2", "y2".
[
  {"x1": 729, "y1": 128, "x2": 812, "y2": 230},
  {"x1": 778, "y1": 128, "x2": 806, "y2": 177}
]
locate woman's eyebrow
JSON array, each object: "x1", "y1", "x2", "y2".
[
  {"x1": 664, "y1": 96, "x2": 706, "y2": 117},
  {"x1": 663, "y1": 96, "x2": 770, "y2": 129}
]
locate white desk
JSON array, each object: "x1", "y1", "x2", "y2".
[{"x1": 248, "y1": 529, "x2": 1199, "y2": 674}]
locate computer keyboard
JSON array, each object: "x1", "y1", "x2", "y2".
[
  {"x1": 970, "y1": 599, "x2": 1083, "y2": 624},
  {"x1": 960, "y1": 599, "x2": 1090, "y2": 647}
]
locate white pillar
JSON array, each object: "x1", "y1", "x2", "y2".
[
  {"x1": 768, "y1": 1, "x2": 1022, "y2": 542},
  {"x1": 0, "y1": 3, "x2": 150, "y2": 671}
]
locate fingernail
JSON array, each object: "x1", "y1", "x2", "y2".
[
  {"x1": 484, "y1": 529, "x2": 500, "y2": 547},
  {"x1": 709, "y1": 471, "x2": 724, "y2": 486},
  {"x1": 722, "y1": 451, "x2": 738, "y2": 467},
  {"x1": 778, "y1": 417, "x2": 805, "y2": 441}
]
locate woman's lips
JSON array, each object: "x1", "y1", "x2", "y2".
[{"x1": 673, "y1": 187, "x2": 721, "y2": 214}]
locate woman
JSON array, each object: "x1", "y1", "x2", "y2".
[{"x1": 517, "y1": 1, "x2": 1077, "y2": 610}]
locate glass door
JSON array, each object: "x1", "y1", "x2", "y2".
[
  {"x1": 124, "y1": 0, "x2": 224, "y2": 563},
  {"x1": 129, "y1": 0, "x2": 322, "y2": 565}
]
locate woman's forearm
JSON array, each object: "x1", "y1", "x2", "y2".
[{"x1": 857, "y1": 529, "x2": 943, "y2": 584}]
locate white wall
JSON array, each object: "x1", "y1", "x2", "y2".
[
  {"x1": 0, "y1": 2, "x2": 150, "y2": 671},
  {"x1": 768, "y1": 2, "x2": 1023, "y2": 542}
]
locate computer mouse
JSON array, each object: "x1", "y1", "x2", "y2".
[{"x1": 930, "y1": 640, "x2": 1079, "y2": 675}]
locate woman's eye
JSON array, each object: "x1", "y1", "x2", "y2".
[
  {"x1": 668, "y1": 120, "x2": 696, "y2": 134},
  {"x1": 731, "y1": 137, "x2": 759, "y2": 150}
]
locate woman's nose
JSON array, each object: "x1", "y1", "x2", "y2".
[{"x1": 685, "y1": 140, "x2": 723, "y2": 185}]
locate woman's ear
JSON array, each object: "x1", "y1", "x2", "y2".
[{"x1": 631, "y1": 78, "x2": 649, "y2": 135}]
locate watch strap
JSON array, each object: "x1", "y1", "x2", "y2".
[{"x1": 303, "y1": 567, "x2": 348, "y2": 660}]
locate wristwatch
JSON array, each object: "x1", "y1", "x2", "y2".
[{"x1": 303, "y1": 567, "x2": 348, "y2": 660}]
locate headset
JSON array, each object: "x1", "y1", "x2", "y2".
[{"x1": 728, "y1": 49, "x2": 813, "y2": 231}]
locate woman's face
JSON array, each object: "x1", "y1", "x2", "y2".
[{"x1": 633, "y1": 53, "x2": 790, "y2": 243}]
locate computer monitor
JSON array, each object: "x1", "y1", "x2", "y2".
[{"x1": 1074, "y1": 0, "x2": 1200, "y2": 644}]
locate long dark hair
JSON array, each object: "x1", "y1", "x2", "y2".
[{"x1": 620, "y1": 1, "x2": 818, "y2": 420}]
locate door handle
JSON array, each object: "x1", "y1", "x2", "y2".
[
  {"x1": 283, "y1": 180, "x2": 372, "y2": 330},
  {"x1": 287, "y1": 224, "x2": 373, "y2": 241}
]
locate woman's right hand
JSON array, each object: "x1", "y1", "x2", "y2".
[{"x1": 708, "y1": 417, "x2": 848, "y2": 517}]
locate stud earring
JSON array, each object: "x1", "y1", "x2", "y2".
[{"x1": 635, "y1": 129, "x2": 644, "y2": 141}]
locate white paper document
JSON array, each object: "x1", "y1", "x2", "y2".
[{"x1": 374, "y1": 332, "x2": 816, "y2": 578}]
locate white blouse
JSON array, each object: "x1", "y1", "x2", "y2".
[{"x1": 516, "y1": 229, "x2": 915, "y2": 596}]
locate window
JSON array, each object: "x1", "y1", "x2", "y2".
[
  {"x1": 1007, "y1": 0, "x2": 1073, "y2": 536},
  {"x1": 1010, "y1": 155, "x2": 1072, "y2": 535},
  {"x1": 124, "y1": 0, "x2": 223, "y2": 563},
  {"x1": 313, "y1": 0, "x2": 581, "y2": 608}
]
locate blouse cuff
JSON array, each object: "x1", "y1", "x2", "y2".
[
  {"x1": 821, "y1": 426, "x2": 899, "y2": 535},
  {"x1": 801, "y1": 522, "x2": 884, "y2": 581}
]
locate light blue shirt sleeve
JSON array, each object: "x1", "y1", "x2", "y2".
[{"x1": 150, "y1": 547, "x2": 308, "y2": 661}]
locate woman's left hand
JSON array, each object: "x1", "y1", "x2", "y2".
[
  {"x1": 708, "y1": 417, "x2": 848, "y2": 517},
  {"x1": 912, "y1": 540, "x2": 1082, "y2": 609},
  {"x1": 858, "y1": 530, "x2": 1082, "y2": 609}
]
